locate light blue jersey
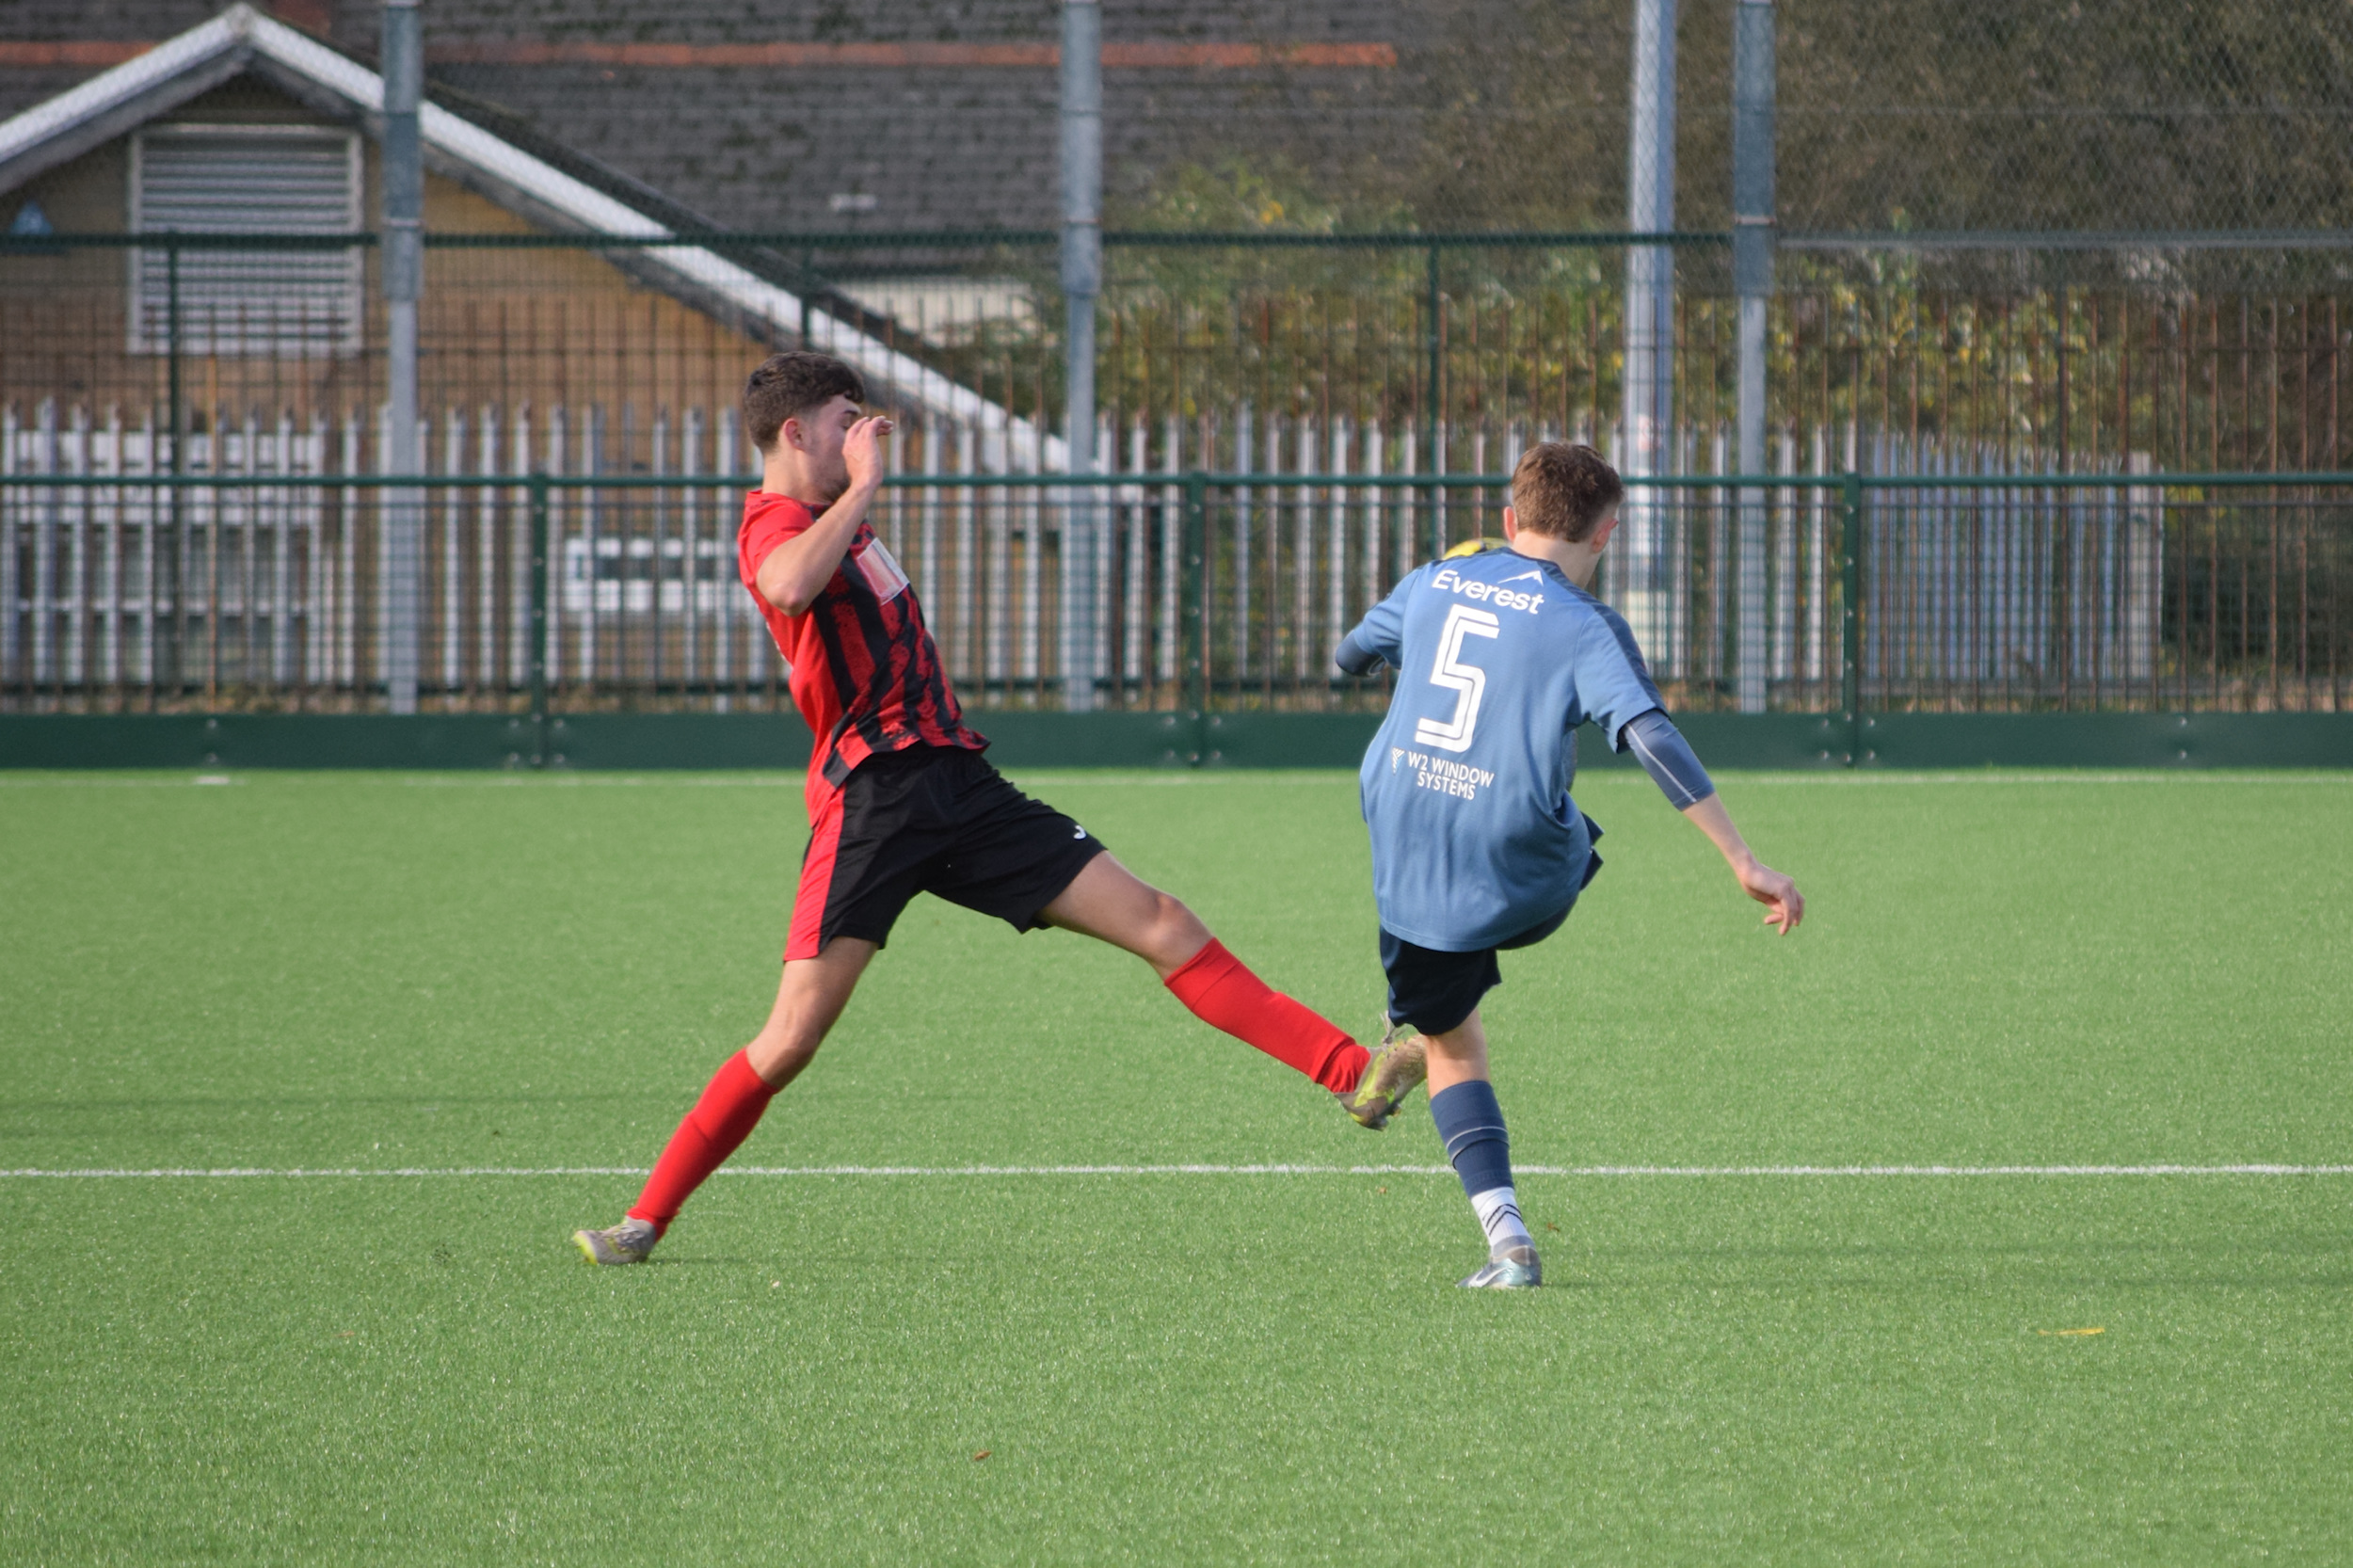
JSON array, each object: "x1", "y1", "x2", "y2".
[{"x1": 1340, "y1": 550, "x2": 1665, "y2": 952}]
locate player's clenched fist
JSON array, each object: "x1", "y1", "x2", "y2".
[{"x1": 841, "y1": 415, "x2": 894, "y2": 491}]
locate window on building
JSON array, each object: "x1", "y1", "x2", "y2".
[{"x1": 129, "y1": 124, "x2": 364, "y2": 357}]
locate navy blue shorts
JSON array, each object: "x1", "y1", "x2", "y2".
[
  {"x1": 1379, "y1": 824, "x2": 1604, "y2": 1035},
  {"x1": 1380, "y1": 906, "x2": 1573, "y2": 1037}
]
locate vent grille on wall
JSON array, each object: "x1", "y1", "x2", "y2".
[{"x1": 129, "y1": 125, "x2": 364, "y2": 357}]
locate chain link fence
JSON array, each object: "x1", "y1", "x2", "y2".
[{"x1": 7, "y1": 230, "x2": 2349, "y2": 500}]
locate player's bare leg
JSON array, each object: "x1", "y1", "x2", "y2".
[
  {"x1": 1423, "y1": 1008, "x2": 1491, "y2": 1095},
  {"x1": 1040, "y1": 853, "x2": 1379, "y2": 1096},
  {"x1": 744, "y1": 937, "x2": 878, "y2": 1086},
  {"x1": 1037, "y1": 852, "x2": 1213, "y2": 975},
  {"x1": 1424, "y1": 1006, "x2": 1539, "y2": 1288},
  {"x1": 574, "y1": 939, "x2": 875, "y2": 1265}
]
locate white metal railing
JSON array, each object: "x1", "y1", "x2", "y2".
[{"x1": 1, "y1": 397, "x2": 2200, "y2": 711}]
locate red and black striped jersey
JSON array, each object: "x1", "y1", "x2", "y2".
[{"x1": 737, "y1": 489, "x2": 986, "y2": 799}]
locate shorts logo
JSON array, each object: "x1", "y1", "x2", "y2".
[{"x1": 1072, "y1": 824, "x2": 1087, "y2": 839}]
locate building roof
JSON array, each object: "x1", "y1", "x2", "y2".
[
  {"x1": 0, "y1": 4, "x2": 1064, "y2": 464},
  {"x1": 0, "y1": 2, "x2": 1424, "y2": 232}
]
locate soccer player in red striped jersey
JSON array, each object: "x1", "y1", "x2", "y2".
[{"x1": 574, "y1": 352, "x2": 1425, "y2": 1264}]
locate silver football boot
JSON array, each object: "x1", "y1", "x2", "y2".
[
  {"x1": 1457, "y1": 1241, "x2": 1542, "y2": 1289},
  {"x1": 572, "y1": 1218, "x2": 659, "y2": 1266}
]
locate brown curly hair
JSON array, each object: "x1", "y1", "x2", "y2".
[
  {"x1": 743, "y1": 352, "x2": 866, "y2": 453},
  {"x1": 1509, "y1": 442, "x2": 1625, "y2": 542}
]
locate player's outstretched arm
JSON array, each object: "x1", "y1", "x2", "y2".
[
  {"x1": 1681, "y1": 793, "x2": 1803, "y2": 935},
  {"x1": 1614, "y1": 707, "x2": 1801, "y2": 935}
]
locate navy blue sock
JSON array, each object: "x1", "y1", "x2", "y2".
[{"x1": 1428, "y1": 1080, "x2": 1531, "y2": 1251}]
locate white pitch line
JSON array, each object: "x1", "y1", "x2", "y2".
[{"x1": 4, "y1": 1163, "x2": 2349, "y2": 1179}]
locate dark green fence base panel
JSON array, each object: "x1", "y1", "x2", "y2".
[
  {"x1": 1854, "y1": 712, "x2": 2353, "y2": 770},
  {"x1": 0, "y1": 713, "x2": 814, "y2": 771},
  {"x1": 0, "y1": 716, "x2": 211, "y2": 769},
  {"x1": 966, "y1": 712, "x2": 1202, "y2": 769},
  {"x1": 1200, "y1": 712, "x2": 1383, "y2": 768},
  {"x1": 1589, "y1": 713, "x2": 1860, "y2": 771},
  {"x1": 541, "y1": 714, "x2": 812, "y2": 771},
  {"x1": 0, "y1": 714, "x2": 527, "y2": 770},
  {"x1": 3, "y1": 712, "x2": 2349, "y2": 771}
]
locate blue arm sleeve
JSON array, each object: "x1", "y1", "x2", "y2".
[
  {"x1": 1621, "y1": 708, "x2": 1716, "y2": 808},
  {"x1": 1333, "y1": 571, "x2": 1414, "y2": 676},
  {"x1": 1333, "y1": 626, "x2": 1387, "y2": 676}
]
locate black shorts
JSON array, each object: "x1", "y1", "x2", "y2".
[
  {"x1": 785, "y1": 745, "x2": 1105, "y2": 960},
  {"x1": 1379, "y1": 905, "x2": 1574, "y2": 1038},
  {"x1": 1380, "y1": 816, "x2": 1605, "y2": 1036}
]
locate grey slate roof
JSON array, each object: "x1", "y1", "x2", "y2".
[
  {"x1": 2, "y1": 3, "x2": 1449, "y2": 232},
  {"x1": 16, "y1": 3, "x2": 2353, "y2": 234}
]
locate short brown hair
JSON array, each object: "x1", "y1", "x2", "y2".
[
  {"x1": 1510, "y1": 442, "x2": 1624, "y2": 541},
  {"x1": 743, "y1": 352, "x2": 866, "y2": 452}
]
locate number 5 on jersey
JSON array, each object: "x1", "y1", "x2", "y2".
[{"x1": 1415, "y1": 604, "x2": 1501, "y2": 753}]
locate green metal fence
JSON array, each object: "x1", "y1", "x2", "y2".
[
  {"x1": 11, "y1": 229, "x2": 2353, "y2": 489},
  {"x1": 3, "y1": 469, "x2": 2347, "y2": 724}
]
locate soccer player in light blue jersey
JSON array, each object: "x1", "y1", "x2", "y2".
[{"x1": 1333, "y1": 442, "x2": 1804, "y2": 1288}]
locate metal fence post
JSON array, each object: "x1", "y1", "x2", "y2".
[
  {"x1": 166, "y1": 235, "x2": 185, "y2": 700},
  {"x1": 1840, "y1": 470, "x2": 1864, "y2": 764},
  {"x1": 1732, "y1": 0, "x2": 1776, "y2": 713},
  {"x1": 382, "y1": 0, "x2": 424, "y2": 715},
  {"x1": 1622, "y1": 0, "x2": 1680, "y2": 656},
  {"x1": 1182, "y1": 471, "x2": 1209, "y2": 749},
  {"x1": 1424, "y1": 243, "x2": 1444, "y2": 562},
  {"x1": 528, "y1": 472, "x2": 550, "y2": 766},
  {"x1": 1059, "y1": 0, "x2": 1103, "y2": 712}
]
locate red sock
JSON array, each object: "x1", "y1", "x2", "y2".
[
  {"x1": 1163, "y1": 939, "x2": 1368, "y2": 1093},
  {"x1": 628, "y1": 1050, "x2": 778, "y2": 1230}
]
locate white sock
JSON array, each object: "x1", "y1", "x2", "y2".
[{"x1": 1469, "y1": 1186, "x2": 1532, "y2": 1252}]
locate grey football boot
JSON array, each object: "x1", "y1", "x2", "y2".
[
  {"x1": 572, "y1": 1218, "x2": 659, "y2": 1266},
  {"x1": 1336, "y1": 1019, "x2": 1429, "y2": 1130},
  {"x1": 1457, "y1": 1242, "x2": 1542, "y2": 1289}
]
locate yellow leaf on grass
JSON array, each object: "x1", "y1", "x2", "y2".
[{"x1": 2038, "y1": 1327, "x2": 2105, "y2": 1336}]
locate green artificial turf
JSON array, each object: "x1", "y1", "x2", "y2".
[{"x1": 3, "y1": 767, "x2": 2349, "y2": 1564}]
